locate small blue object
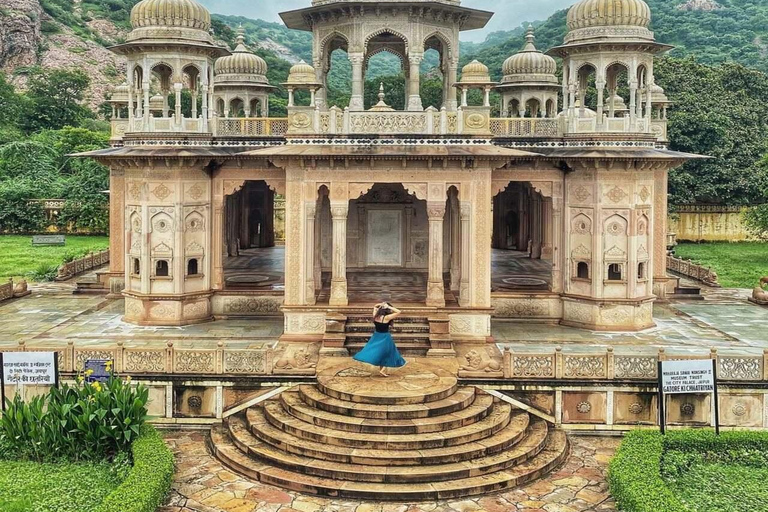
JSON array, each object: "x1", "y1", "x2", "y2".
[{"x1": 84, "y1": 359, "x2": 112, "y2": 382}]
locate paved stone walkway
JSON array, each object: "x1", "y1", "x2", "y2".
[{"x1": 160, "y1": 431, "x2": 618, "y2": 512}]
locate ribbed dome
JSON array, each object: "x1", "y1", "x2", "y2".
[
  {"x1": 285, "y1": 60, "x2": 318, "y2": 85},
  {"x1": 130, "y1": 0, "x2": 211, "y2": 31},
  {"x1": 149, "y1": 94, "x2": 165, "y2": 110},
  {"x1": 215, "y1": 29, "x2": 268, "y2": 77},
  {"x1": 460, "y1": 60, "x2": 491, "y2": 83},
  {"x1": 502, "y1": 27, "x2": 557, "y2": 79},
  {"x1": 567, "y1": 0, "x2": 651, "y2": 31}
]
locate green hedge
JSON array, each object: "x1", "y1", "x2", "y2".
[
  {"x1": 609, "y1": 430, "x2": 768, "y2": 512},
  {"x1": 608, "y1": 430, "x2": 687, "y2": 512},
  {"x1": 97, "y1": 425, "x2": 174, "y2": 512}
]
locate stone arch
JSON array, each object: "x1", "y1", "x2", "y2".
[
  {"x1": 320, "y1": 31, "x2": 351, "y2": 61},
  {"x1": 423, "y1": 30, "x2": 453, "y2": 60},
  {"x1": 365, "y1": 46, "x2": 405, "y2": 67},
  {"x1": 364, "y1": 28, "x2": 409, "y2": 52},
  {"x1": 604, "y1": 213, "x2": 628, "y2": 235},
  {"x1": 150, "y1": 211, "x2": 174, "y2": 234},
  {"x1": 572, "y1": 213, "x2": 592, "y2": 234},
  {"x1": 184, "y1": 211, "x2": 205, "y2": 232}
]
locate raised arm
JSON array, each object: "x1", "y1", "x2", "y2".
[{"x1": 383, "y1": 305, "x2": 402, "y2": 323}]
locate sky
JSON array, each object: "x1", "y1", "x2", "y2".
[{"x1": 197, "y1": 0, "x2": 576, "y2": 42}]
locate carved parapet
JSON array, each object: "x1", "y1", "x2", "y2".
[
  {"x1": 273, "y1": 342, "x2": 319, "y2": 376},
  {"x1": 457, "y1": 345, "x2": 503, "y2": 378}
]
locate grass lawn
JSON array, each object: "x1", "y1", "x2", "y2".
[
  {"x1": 665, "y1": 462, "x2": 768, "y2": 512},
  {"x1": 0, "y1": 460, "x2": 122, "y2": 512},
  {"x1": 0, "y1": 235, "x2": 109, "y2": 281},
  {"x1": 673, "y1": 241, "x2": 768, "y2": 288}
]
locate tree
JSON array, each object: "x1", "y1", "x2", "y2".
[{"x1": 21, "y1": 68, "x2": 93, "y2": 133}]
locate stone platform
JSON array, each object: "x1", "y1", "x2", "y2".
[{"x1": 209, "y1": 361, "x2": 568, "y2": 500}]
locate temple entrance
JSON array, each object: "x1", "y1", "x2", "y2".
[
  {"x1": 315, "y1": 183, "x2": 459, "y2": 306},
  {"x1": 222, "y1": 180, "x2": 285, "y2": 290},
  {"x1": 492, "y1": 182, "x2": 553, "y2": 291}
]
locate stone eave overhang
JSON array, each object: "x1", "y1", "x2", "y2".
[
  {"x1": 546, "y1": 40, "x2": 673, "y2": 58},
  {"x1": 280, "y1": 1, "x2": 492, "y2": 31},
  {"x1": 213, "y1": 78, "x2": 278, "y2": 90},
  {"x1": 495, "y1": 81, "x2": 561, "y2": 91},
  {"x1": 109, "y1": 40, "x2": 231, "y2": 58},
  {"x1": 240, "y1": 143, "x2": 540, "y2": 159}
]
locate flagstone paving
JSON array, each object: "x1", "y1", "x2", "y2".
[{"x1": 160, "y1": 430, "x2": 619, "y2": 512}]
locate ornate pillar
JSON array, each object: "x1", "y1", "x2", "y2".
[
  {"x1": 596, "y1": 79, "x2": 605, "y2": 127},
  {"x1": 551, "y1": 194, "x2": 564, "y2": 293},
  {"x1": 450, "y1": 192, "x2": 461, "y2": 291},
  {"x1": 446, "y1": 61, "x2": 459, "y2": 111},
  {"x1": 459, "y1": 201, "x2": 471, "y2": 306},
  {"x1": 407, "y1": 53, "x2": 424, "y2": 111},
  {"x1": 305, "y1": 200, "x2": 317, "y2": 305},
  {"x1": 531, "y1": 194, "x2": 542, "y2": 259},
  {"x1": 174, "y1": 83, "x2": 182, "y2": 123},
  {"x1": 645, "y1": 80, "x2": 654, "y2": 121},
  {"x1": 629, "y1": 80, "x2": 637, "y2": 126},
  {"x1": 329, "y1": 202, "x2": 349, "y2": 306},
  {"x1": 542, "y1": 197, "x2": 553, "y2": 260},
  {"x1": 142, "y1": 75, "x2": 150, "y2": 122},
  {"x1": 349, "y1": 53, "x2": 364, "y2": 111},
  {"x1": 427, "y1": 202, "x2": 446, "y2": 307},
  {"x1": 314, "y1": 60, "x2": 327, "y2": 109}
]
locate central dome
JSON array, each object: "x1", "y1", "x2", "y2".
[
  {"x1": 567, "y1": 0, "x2": 651, "y2": 31},
  {"x1": 215, "y1": 30, "x2": 268, "y2": 80},
  {"x1": 130, "y1": 0, "x2": 211, "y2": 31},
  {"x1": 502, "y1": 27, "x2": 557, "y2": 81}
]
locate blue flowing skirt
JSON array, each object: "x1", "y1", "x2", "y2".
[{"x1": 353, "y1": 331, "x2": 406, "y2": 368}]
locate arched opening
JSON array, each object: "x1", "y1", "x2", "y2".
[
  {"x1": 525, "y1": 98, "x2": 541, "y2": 118},
  {"x1": 324, "y1": 35, "x2": 351, "y2": 108},
  {"x1": 155, "y1": 260, "x2": 169, "y2": 277},
  {"x1": 608, "y1": 263, "x2": 623, "y2": 281},
  {"x1": 491, "y1": 182, "x2": 553, "y2": 292},
  {"x1": 249, "y1": 98, "x2": 262, "y2": 117},
  {"x1": 216, "y1": 98, "x2": 225, "y2": 117},
  {"x1": 187, "y1": 258, "x2": 199, "y2": 276},
  {"x1": 576, "y1": 63, "x2": 597, "y2": 116},
  {"x1": 606, "y1": 62, "x2": 631, "y2": 119},
  {"x1": 132, "y1": 258, "x2": 141, "y2": 276},
  {"x1": 508, "y1": 98, "x2": 520, "y2": 117},
  {"x1": 545, "y1": 99, "x2": 556, "y2": 118},
  {"x1": 423, "y1": 34, "x2": 449, "y2": 109},
  {"x1": 637, "y1": 262, "x2": 646, "y2": 280},
  {"x1": 150, "y1": 63, "x2": 173, "y2": 118},
  {"x1": 364, "y1": 49, "x2": 405, "y2": 110},
  {"x1": 223, "y1": 180, "x2": 284, "y2": 291},
  {"x1": 229, "y1": 98, "x2": 245, "y2": 118},
  {"x1": 576, "y1": 261, "x2": 589, "y2": 280}
]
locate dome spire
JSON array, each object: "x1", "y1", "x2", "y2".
[
  {"x1": 523, "y1": 25, "x2": 536, "y2": 51},
  {"x1": 235, "y1": 25, "x2": 247, "y2": 51}
]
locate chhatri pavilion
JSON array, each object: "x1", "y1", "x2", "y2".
[{"x1": 84, "y1": 0, "x2": 696, "y2": 350}]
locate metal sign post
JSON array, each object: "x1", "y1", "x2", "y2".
[{"x1": 659, "y1": 358, "x2": 719, "y2": 435}]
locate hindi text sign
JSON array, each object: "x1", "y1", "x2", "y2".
[{"x1": 2, "y1": 352, "x2": 57, "y2": 386}]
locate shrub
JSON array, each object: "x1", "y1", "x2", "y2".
[
  {"x1": 26, "y1": 262, "x2": 59, "y2": 281},
  {"x1": 608, "y1": 430, "x2": 686, "y2": 512},
  {"x1": 743, "y1": 204, "x2": 768, "y2": 239},
  {"x1": 97, "y1": 425, "x2": 174, "y2": 512},
  {"x1": 0, "y1": 375, "x2": 149, "y2": 462}
]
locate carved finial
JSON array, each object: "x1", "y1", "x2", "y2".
[
  {"x1": 378, "y1": 82, "x2": 385, "y2": 102},
  {"x1": 523, "y1": 25, "x2": 536, "y2": 51},
  {"x1": 235, "y1": 24, "x2": 246, "y2": 47}
]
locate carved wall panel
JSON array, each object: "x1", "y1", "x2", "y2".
[{"x1": 563, "y1": 391, "x2": 606, "y2": 424}]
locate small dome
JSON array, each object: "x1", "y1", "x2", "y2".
[
  {"x1": 215, "y1": 28, "x2": 268, "y2": 78},
  {"x1": 109, "y1": 83, "x2": 130, "y2": 102},
  {"x1": 149, "y1": 94, "x2": 165, "y2": 111},
  {"x1": 502, "y1": 27, "x2": 558, "y2": 82},
  {"x1": 567, "y1": 0, "x2": 651, "y2": 31},
  {"x1": 130, "y1": 0, "x2": 211, "y2": 31},
  {"x1": 285, "y1": 60, "x2": 318, "y2": 85},
  {"x1": 606, "y1": 93, "x2": 629, "y2": 113},
  {"x1": 460, "y1": 60, "x2": 491, "y2": 83},
  {"x1": 649, "y1": 83, "x2": 671, "y2": 104}
]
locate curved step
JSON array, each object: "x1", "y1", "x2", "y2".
[
  {"x1": 281, "y1": 389, "x2": 494, "y2": 434},
  {"x1": 260, "y1": 400, "x2": 512, "y2": 450},
  {"x1": 299, "y1": 384, "x2": 476, "y2": 419},
  {"x1": 227, "y1": 414, "x2": 550, "y2": 484},
  {"x1": 245, "y1": 405, "x2": 530, "y2": 466},
  {"x1": 211, "y1": 425, "x2": 569, "y2": 500}
]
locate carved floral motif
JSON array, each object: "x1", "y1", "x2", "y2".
[{"x1": 564, "y1": 355, "x2": 606, "y2": 378}]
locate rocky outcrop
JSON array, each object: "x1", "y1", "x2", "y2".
[
  {"x1": 0, "y1": 0, "x2": 126, "y2": 109},
  {"x1": 0, "y1": 0, "x2": 43, "y2": 73},
  {"x1": 677, "y1": 0, "x2": 723, "y2": 11}
]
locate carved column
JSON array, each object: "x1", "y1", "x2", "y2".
[
  {"x1": 212, "y1": 185, "x2": 224, "y2": 290},
  {"x1": 407, "y1": 53, "x2": 424, "y2": 111},
  {"x1": 329, "y1": 202, "x2": 349, "y2": 306},
  {"x1": 542, "y1": 197, "x2": 553, "y2": 260},
  {"x1": 427, "y1": 202, "x2": 446, "y2": 307},
  {"x1": 109, "y1": 170, "x2": 125, "y2": 275},
  {"x1": 283, "y1": 177, "x2": 304, "y2": 306},
  {"x1": 629, "y1": 81, "x2": 638, "y2": 126},
  {"x1": 450, "y1": 192, "x2": 461, "y2": 291},
  {"x1": 314, "y1": 59, "x2": 327, "y2": 109},
  {"x1": 459, "y1": 201, "x2": 471, "y2": 307},
  {"x1": 174, "y1": 83, "x2": 183, "y2": 123},
  {"x1": 551, "y1": 195, "x2": 564, "y2": 293},
  {"x1": 305, "y1": 200, "x2": 317, "y2": 305},
  {"x1": 446, "y1": 61, "x2": 459, "y2": 111},
  {"x1": 653, "y1": 167, "x2": 669, "y2": 299},
  {"x1": 349, "y1": 53, "x2": 364, "y2": 111},
  {"x1": 531, "y1": 194, "x2": 542, "y2": 259},
  {"x1": 596, "y1": 79, "x2": 605, "y2": 127}
]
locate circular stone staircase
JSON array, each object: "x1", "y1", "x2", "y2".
[{"x1": 209, "y1": 362, "x2": 569, "y2": 500}]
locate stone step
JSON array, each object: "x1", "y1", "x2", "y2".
[
  {"x1": 281, "y1": 389, "x2": 494, "y2": 434},
  {"x1": 243, "y1": 406, "x2": 529, "y2": 466},
  {"x1": 346, "y1": 342, "x2": 431, "y2": 357},
  {"x1": 257, "y1": 401, "x2": 513, "y2": 450},
  {"x1": 210, "y1": 425, "x2": 569, "y2": 500},
  {"x1": 316, "y1": 370, "x2": 458, "y2": 406},
  {"x1": 345, "y1": 316, "x2": 430, "y2": 325},
  {"x1": 299, "y1": 384, "x2": 476, "y2": 420},
  {"x1": 344, "y1": 332, "x2": 431, "y2": 340},
  {"x1": 345, "y1": 323, "x2": 431, "y2": 333},
  {"x1": 226, "y1": 414, "x2": 550, "y2": 484}
]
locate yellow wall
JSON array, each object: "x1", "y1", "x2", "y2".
[{"x1": 669, "y1": 207, "x2": 751, "y2": 242}]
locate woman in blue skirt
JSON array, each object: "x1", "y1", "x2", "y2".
[{"x1": 353, "y1": 301, "x2": 406, "y2": 377}]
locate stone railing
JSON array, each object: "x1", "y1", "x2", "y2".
[
  {"x1": 566, "y1": 115, "x2": 651, "y2": 135},
  {"x1": 666, "y1": 254, "x2": 720, "y2": 287},
  {"x1": 56, "y1": 250, "x2": 110, "y2": 281},
  {"x1": 4, "y1": 340, "x2": 316, "y2": 377},
  {"x1": 215, "y1": 118, "x2": 289, "y2": 137},
  {"x1": 490, "y1": 118, "x2": 560, "y2": 137},
  {"x1": 499, "y1": 347, "x2": 766, "y2": 382},
  {"x1": 127, "y1": 116, "x2": 207, "y2": 134}
]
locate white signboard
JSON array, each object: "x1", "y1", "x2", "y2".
[
  {"x1": 2, "y1": 352, "x2": 57, "y2": 385},
  {"x1": 660, "y1": 359, "x2": 715, "y2": 394}
]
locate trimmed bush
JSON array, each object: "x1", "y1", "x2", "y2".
[
  {"x1": 98, "y1": 425, "x2": 174, "y2": 512},
  {"x1": 608, "y1": 430, "x2": 686, "y2": 512},
  {"x1": 609, "y1": 429, "x2": 768, "y2": 512}
]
